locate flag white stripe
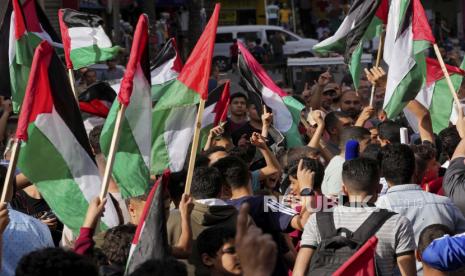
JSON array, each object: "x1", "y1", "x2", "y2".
[
  {"x1": 8, "y1": 12, "x2": 16, "y2": 65},
  {"x1": 35, "y1": 108, "x2": 119, "y2": 228},
  {"x1": 151, "y1": 58, "x2": 179, "y2": 85},
  {"x1": 125, "y1": 65, "x2": 152, "y2": 169},
  {"x1": 68, "y1": 26, "x2": 112, "y2": 49},
  {"x1": 201, "y1": 103, "x2": 216, "y2": 127},
  {"x1": 261, "y1": 86, "x2": 293, "y2": 132},
  {"x1": 313, "y1": 16, "x2": 352, "y2": 49},
  {"x1": 164, "y1": 105, "x2": 197, "y2": 172},
  {"x1": 403, "y1": 83, "x2": 435, "y2": 133}
]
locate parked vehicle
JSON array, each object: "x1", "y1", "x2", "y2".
[{"x1": 214, "y1": 25, "x2": 318, "y2": 71}]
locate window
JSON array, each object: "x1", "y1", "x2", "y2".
[
  {"x1": 237, "y1": 31, "x2": 262, "y2": 43},
  {"x1": 266, "y1": 30, "x2": 298, "y2": 42},
  {"x1": 216, "y1": 33, "x2": 233, "y2": 43}
]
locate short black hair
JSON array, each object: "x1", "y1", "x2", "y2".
[
  {"x1": 191, "y1": 166, "x2": 224, "y2": 199},
  {"x1": 197, "y1": 226, "x2": 236, "y2": 259},
  {"x1": 229, "y1": 145, "x2": 256, "y2": 164},
  {"x1": 230, "y1": 92, "x2": 248, "y2": 103},
  {"x1": 102, "y1": 223, "x2": 137, "y2": 266},
  {"x1": 212, "y1": 156, "x2": 250, "y2": 189},
  {"x1": 378, "y1": 120, "x2": 401, "y2": 144},
  {"x1": 129, "y1": 257, "x2": 187, "y2": 276},
  {"x1": 438, "y1": 126, "x2": 460, "y2": 159},
  {"x1": 339, "y1": 126, "x2": 370, "y2": 148},
  {"x1": 287, "y1": 158, "x2": 325, "y2": 191},
  {"x1": 83, "y1": 68, "x2": 96, "y2": 77},
  {"x1": 418, "y1": 224, "x2": 454, "y2": 257},
  {"x1": 360, "y1": 143, "x2": 382, "y2": 166},
  {"x1": 89, "y1": 124, "x2": 103, "y2": 154},
  {"x1": 286, "y1": 146, "x2": 320, "y2": 166},
  {"x1": 168, "y1": 170, "x2": 186, "y2": 204},
  {"x1": 16, "y1": 247, "x2": 99, "y2": 276},
  {"x1": 324, "y1": 111, "x2": 351, "y2": 133},
  {"x1": 381, "y1": 144, "x2": 415, "y2": 185},
  {"x1": 342, "y1": 158, "x2": 380, "y2": 193},
  {"x1": 411, "y1": 143, "x2": 437, "y2": 178},
  {"x1": 195, "y1": 154, "x2": 210, "y2": 168}
]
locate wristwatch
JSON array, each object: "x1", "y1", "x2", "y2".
[{"x1": 300, "y1": 188, "x2": 314, "y2": 196}]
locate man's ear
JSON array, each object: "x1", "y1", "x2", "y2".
[
  {"x1": 201, "y1": 253, "x2": 215, "y2": 267},
  {"x1": 342, "y1": 183, "x2": 349, "y2": 195}
]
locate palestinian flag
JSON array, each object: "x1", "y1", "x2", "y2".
[
  {"x1": 100, "y1": 15, "x2": 151, "y2": 199},
  {"x1": 151, "y1": 4, "x2": 220, "y2": 175},
  {"x1": 312, "y1": 0, "x2": 388, "y2": 88},
  {"x1": 383, "y1": 0, "x2": 435, "y2": 118},
  {"x1": 125, "y1": 170, "x2": 170, "y2": 275},
  {"x1": 16, "y1": 41, "x2": 119, "y2": 234},
  {"x1": 405, "y1": 57, "x2": 465, "y2": 133},
  {"x1": 78, "y1": 82, "x2": 116, "y2": 118},
  {"x1": 151, "y1": 38, "x2": 183, "y2": 102},
  {"x1": 1, "y1": 0, "x2": 61, "y2": 113},
  {"x1": 109, "y1": 38, "x2": 182, "y2": 102},
  {"x1": 200, "y1": 81, "x2": 230, "y2": 148},
  {"x1": 334, "y1": 236, "x2": 378, "y2": 276},
  {"x1": 59, "y1": 9, "x2": 120, "y2": 70},
  {"x1": 238, "y1": 41, "x2": 304, "y2": 147}
]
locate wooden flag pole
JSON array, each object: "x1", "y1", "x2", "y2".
[
  {"x1": 67, "y1": 69, "x2": 79, "y2": 101},
  {"x1": 0, "y1": 140, "x2": 21, "y2": 203},
  {"x1": 184, "y1": 99, "x2": 206, "y2": 194},
  {"x1": 99, "y1": 104, "x2": 127, "y2": 200},
  {"x1": 432, "y1": 44, "x2": 462, "y2": 113},
  {"x1": 369, "y1": 32, "x2": 385, "y2": 107},
  {"x1": 262, "y1": 105, "x2": 269, "y2": 138}
]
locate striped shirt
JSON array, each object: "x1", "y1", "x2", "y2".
[{"x1": 301, "y1": 205, "x2": 416, "y2": 276}]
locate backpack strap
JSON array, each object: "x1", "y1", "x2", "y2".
[
  {"x1": 315, "y1": 211, "x2": 337, "y2": 240},
  {"x1": 352, "y1": 209, "x2": 396, "y2": 245}
]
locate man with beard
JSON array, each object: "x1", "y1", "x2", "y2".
[{"x1": 339, "y1": 91, "x2": 362, "y2": 120}]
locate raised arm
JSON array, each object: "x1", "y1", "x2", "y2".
[
  {"x1": 171, "y1": 193, "x2": 194, "y2": 259},
  {"x1": 310, "y1": 71, "x2": 331, "y2": 110},
  {"x1": 405, "y1": 100, "x2": 435, "y2": 144},
  {"x1": 250, "y1": 132, "x2": 281, "y2": 180}
]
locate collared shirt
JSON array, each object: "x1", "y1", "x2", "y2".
[
  {"x1": 195, "y1": 198, "x2": 227, "y2": 206},
  {"x1": 2, "y1": 207, "x2": 54, "y2": 276},
  {"x1": 301, "y1": 205, "x2": 416, "y2": 276},
  {"x1": 376, "y1": 184, "x2": 465, "y2": 244}
]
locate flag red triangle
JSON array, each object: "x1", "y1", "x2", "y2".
[
  {"x1": 412, "y1": 0, "x2": 435, "y2": 43},
  {"x1": 177, "y1": 3, "x2": 221, "y2": 100},
  {"x1": 375, "y1": 0, "x2": 388, "y2": 24},
  {"x1": 425, "y1": 57, "x2": 465, "y2": 86},
  {"x1": 118, "y1": 14, "x2": 149, "y2": 106},
  {"x1": 214, "y1": 81, "x2": 230, "y2": 126},
  {"x1": 22, "y1": 0, "x2": 42, "y2": 33},
  {"x1": 12, "y1": 0, "x2": 26, "y2": 39},
  {"x1": 333, "y1": 236, "x2": 378, "y2": 276}
]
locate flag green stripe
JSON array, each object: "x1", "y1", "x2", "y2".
[
  {"x1": 17, "y1": 123, "x2": 109, "y2": 234},
  {"x1": 100, "y1": 102, "x2": 150, "y2": 199},
  {"x1": 282, "y1": 96, "x2": 304, "y2": 147},
  {"x1": 70, "y1": 45, "x2": 121, "y2": 69},
  {"x1": 384, "y1": 53, "x2": 425, "y2": 118},
  {"x1": 152, "y1": 80, "x2": 199, "y2": 175},
  {"x1": 151, "y1": 79, "x2": 176, "y2": 102}
]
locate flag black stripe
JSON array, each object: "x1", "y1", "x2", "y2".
[
  {"x1": 0, "y1": 0, "x2": 12, "y2": 98},
  {"x1": 78, "y1": 82, "x2": 116, "y2": 102},
  {"x1": 238, "y1": 53, "x2": 265, "y2": 114},
  {"x1": 48, "y1": 52, "x2": 95, "y2": 161},
  {"x1": 344, "y1": 0, "x2": 381, "y2": 64},
  {"x1": 150, "y1": 39, "x2": 177, "y2": 71},
  {"x1": 61, "y1": 8, "x2": 103, "y2": 29},
  {"x1": 206, "y1": 82, "x2": 226, "y2": 107},
  {"x1": 35, "y1": 0, "x2": 61, "y2": 42}
]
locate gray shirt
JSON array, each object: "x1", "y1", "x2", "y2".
[
  {"x1": 301, "y1": 205, "x2": 416, "y2": 276},
  {"x1": 321, "y1": 155, "x2": 345, "y2": 196},
  {"x1": 443, "y1": 157, "x2": 465, "y2": 216}
]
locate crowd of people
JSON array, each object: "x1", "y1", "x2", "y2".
[{"x1": 2, "y1": 55, "x2": 465, "y2": 275}]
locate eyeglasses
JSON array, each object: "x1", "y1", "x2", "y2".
[
  {"x1": 221, "y1": 246, "x2": 236, "y2": 255},
  {"x1": 323, "y1": 90, "x2": 337, "y2": 97}
]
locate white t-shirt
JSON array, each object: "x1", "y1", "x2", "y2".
[
  {"x1": 321, "y1": 155, "x2": 345, "y2": 196},
  {"x1": 267, "y1": 5, "x2": 279, "y2": 19}
]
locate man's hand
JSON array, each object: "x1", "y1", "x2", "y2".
[
  {"x1": 297, "y1": 159, "x2": 314, "y2": 190},
  {"x1": 236, "y1": 203, "x2": 277, "y2": 276},
  {"x1": 39, "y1": 214, "x2": 58, "y2": 230},
  {"x1": 179, "y1": 193, "x2": 194, "y2": 220},
  {"x1": 316, "y1": 70, "x2": 332, "y2": 87},
  {"x1": 311, "y1": 110, "x2": 325, "y2": 126},
  {"x1": 250, "y1": 132, "x2": 267, "y2": 149},
  {"x1": 0, "y1": 203, "x2": 9, "y2": 234},
  {"x1": 261, "y1": 108, "x2": 273, "y2": 127},
  {"x1": 1, "y1": 99, "x2": 12, "y2": 116},
  {"x1": 209, "y1": 125, "x2": 224, "y2": 137},
  {"x1": 356, "y1": 106, "x2": 375, "y2": 126},
  {"x1": 83, "y1": 197, "x2": 106, "y2": 229},
  {"x1": 365, "y1": 67, "x2": 387, "y2": 88}
]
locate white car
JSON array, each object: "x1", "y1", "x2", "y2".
[{"x1": 214, "y1": 25, "x2": 318, "y2": 71}]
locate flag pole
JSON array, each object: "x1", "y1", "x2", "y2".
[
  {"x1": 369, "y1": 32, "x2": 385, "y2": 107},
  {"x1": 432, "y1": 43, "x2": 462, "y2": 113},
  {"x1": 99, "y1": 105, "x2": 126, "y2": 200},
  {"x1": 184, "y1": 99, "x2": 206, "y2": 194},
  {"x1": 67, "y1": 69, "x2": 79, "y2": 101},
  {"x1": 0, "y1": 140, "x2": 21, "y2": 203}
]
